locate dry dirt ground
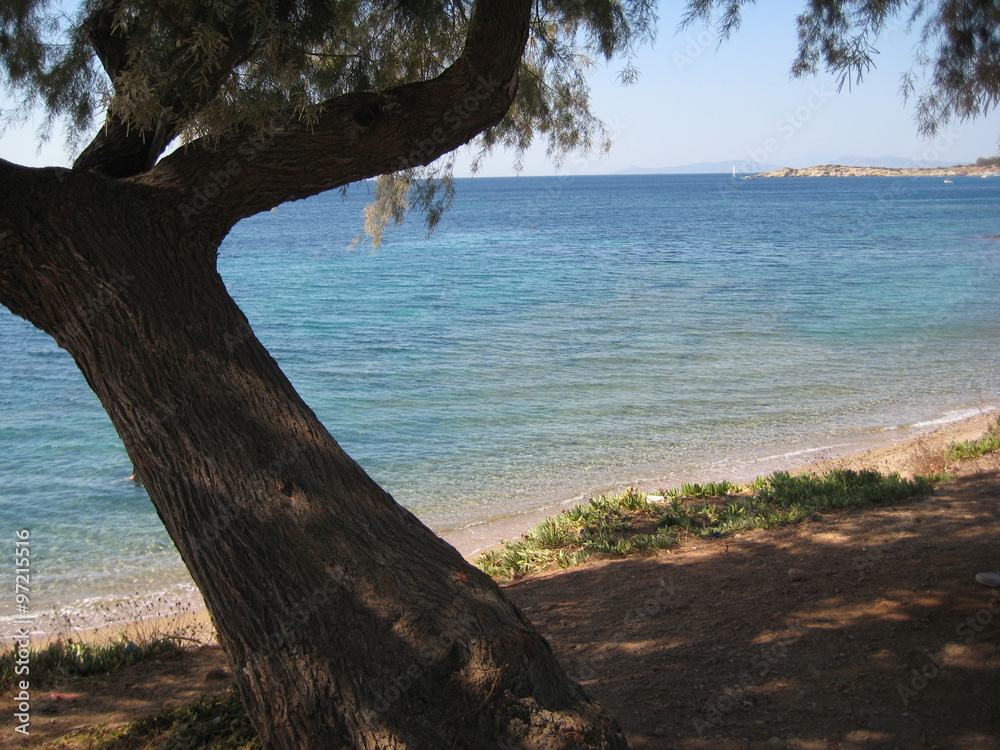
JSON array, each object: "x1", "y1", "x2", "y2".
[
  {"x1": 508, "y1": 448, "x2": 1000, "y2": 749},
  {"x1": 2, "y1": 646, "x2": 232, "y2": 749},
  {"x1": 5, "y1": 416, "x2": 999, "y2": 750}
]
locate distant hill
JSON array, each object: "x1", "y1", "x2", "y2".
[
  {"x1": 747, "y1": 163, "x2": 992, "y2": 179},
  {"x1": 618, "y1": 154, "x2": 957, "y2": 175},
  {"x1": 789, "y1": 152, "x2": 955, "y2": 169}
]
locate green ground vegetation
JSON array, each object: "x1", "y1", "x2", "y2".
[
  {"x1": 1, "y1": 635, "x2": 181, "y2": 692},
  {"x1": 14, "y1": 418, "x2": 1000, "y2": 746},
  {"x1": 2, "y1": 597, "x2": 209, "y2": 691},
  {"x1": 947, "y1": 417, "x2": 1000, "y2": 461},
  {"x1": 474, "y1": 468, "x2": 935, "y2": 581}
]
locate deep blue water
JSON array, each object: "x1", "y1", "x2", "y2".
[{"x1": 2, "y1": 174, "x2": 999, "y2": 627}]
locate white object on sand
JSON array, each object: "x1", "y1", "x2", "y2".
[{"x1": 975, "y1": 572, "x2": 1000, "y2": 587}]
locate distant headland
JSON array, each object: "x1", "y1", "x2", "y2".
[{"x1": 745, "y1": 162, "x2": 998, "y2": 179}]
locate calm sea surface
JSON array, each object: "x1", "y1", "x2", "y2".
[{"x1": 2, "y1": 174, "x2": 999, "y2": 630}]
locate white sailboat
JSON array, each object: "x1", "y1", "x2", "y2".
[{"x1": 732, "y1": 165, "x2": 737, "y2": 178}]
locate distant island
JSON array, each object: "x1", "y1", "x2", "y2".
[{"x1": 746, "y1": 162, "x2": 998, "y2": 179}]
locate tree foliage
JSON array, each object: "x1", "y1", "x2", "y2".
[
  {"x1": 4, "y1": 0, "x2": 999, "y2": 224},
  {"x1": 1, "y1": 0, "x2": 656, "y2": 234}
]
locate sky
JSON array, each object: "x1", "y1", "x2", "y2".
[
  {"x1": 457, "y1": 0, "x2": 1000, "y2": 177},
  {"x1": 3, "y1": 0, "x2": 999, "y2": 177}
]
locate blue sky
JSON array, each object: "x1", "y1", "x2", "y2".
[
  {"x1": 3, "y1": 0, "x2": 999, "y2": 176},
  {"x1": 461, "y1": 1, "x2": 1000, "y2": 176}
]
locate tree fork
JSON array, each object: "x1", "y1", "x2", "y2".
[
  {"x1": 0, "y1": 155, "x2": 627, "y2": 749},
  {"x1": 1, "y1": 0, "x2": 629, "y2": 743}
]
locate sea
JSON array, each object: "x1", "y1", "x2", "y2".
[{"x1": 2, "y1": 173, "x2": 999, "y2": 635}]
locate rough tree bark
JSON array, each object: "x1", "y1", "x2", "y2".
[{"x1": 0, "y1": 0, "x2": 628, "y2": 747}]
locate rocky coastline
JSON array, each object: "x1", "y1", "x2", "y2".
[{"x1": 745, "y1": 163, "x2": 997, "y2": 178}]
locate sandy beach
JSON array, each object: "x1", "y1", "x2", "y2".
[
  {"x1": 440, "y1": 407, "x2": 998, "y2": 558},
  {"x1": 5, "y1": 404, "x2": 998, "y2": 748},
  {"x1": 15, "y1": 405, "x2": 996, "y2": 652}
]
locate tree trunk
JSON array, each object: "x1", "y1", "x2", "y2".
[{"x1": 0, "y1": 164, "x2": 627, "y2": 747}]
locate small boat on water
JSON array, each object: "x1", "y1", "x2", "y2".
[{"x1": 944, "y1": 179, "x2": 953, "y2": 184}]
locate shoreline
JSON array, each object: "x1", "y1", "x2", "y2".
[
  {"x1": 7, "y1": 403, "x2": 996, "y2": 649},
  {"x1": 439, "y1": 404, "x2": 996, "y2": 557},
  {"x1": 12, "y1": 413, "x2": 999, "y2": 749}
]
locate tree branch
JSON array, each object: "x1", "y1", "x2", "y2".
[
  {"x1": 138, "y1": 0, "x2": 532, "y2": 232},
  {"x1": 74, "y1": 0, "x2": 260, "y2": 178},
  {"x1": 74, "y1": 0, "x2": 171, "y2": 178},
  {"x1": 84, "y1": 0, "x2": 130, "y2": 81}
]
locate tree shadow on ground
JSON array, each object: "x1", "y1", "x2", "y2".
[{"x1": 504, "y1": 467, "x2": 1000, "y2": 749}]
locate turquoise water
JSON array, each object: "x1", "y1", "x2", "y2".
[{"x1": 2, "y1": 174, "x2": 999, "y2": 629}]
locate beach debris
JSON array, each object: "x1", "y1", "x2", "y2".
[{"x1": 975, "y1": 572, "x2": 1000, "y2": 587}]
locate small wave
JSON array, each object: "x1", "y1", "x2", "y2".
[
  {"x1": 753, "y1": 442, "x2": 859, "y2": 463},
  {"x1": 911, "y1": 406, "x2": 995, "y2": 429},
  {"x1": 0, "y1": 582, "x2": 205, "y2": 643}
]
